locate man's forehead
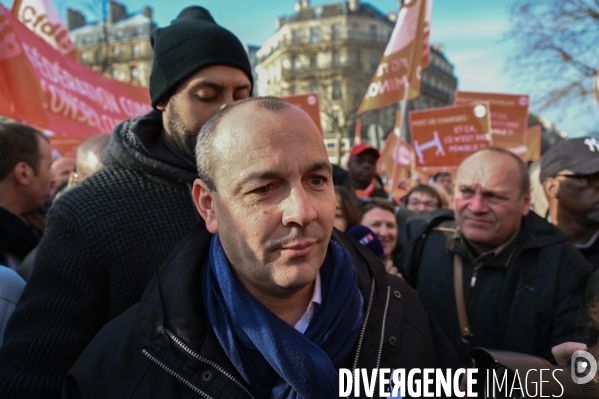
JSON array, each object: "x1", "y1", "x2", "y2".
[{"x1": 457, "y1": 152, "x2": 517, "y2": 188}]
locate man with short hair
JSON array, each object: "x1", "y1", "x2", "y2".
[
  {"x1": 63, "y1": 97, "x2": 458, "y2": 399},
  {"x1": 0, "y1": 6, "x2": 253, "y2": 398},
  {"x1": 540, "y1": 137, "x2": 599, "y2": 267},
  {"x1": 401, "y1": 147, "x2": 590, "y2": 364},
  {"x1": 0, "y1": 123, "x2": 54, "y2": 269}
]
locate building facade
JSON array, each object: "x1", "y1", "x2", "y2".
[
  {"x1": 68, "y1": 1, "x2": 154, "y2": 87},
  {"x1": 254, "y1": 0, "x2": 458, "y2": 147}
]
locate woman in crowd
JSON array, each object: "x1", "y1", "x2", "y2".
[
  {"x1": 359, "y1": 198, "x2": 400, "y2": 275},
  {"x1": 334, "y1": 186, "x2": 360, "y2": 233},
  {"x1": 405, "y1": 184, "x2": 445, "y2": 214}
]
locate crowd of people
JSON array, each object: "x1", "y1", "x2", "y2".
[{"x1": 0, "y1": 5, "x2": 598, "y2": 399}]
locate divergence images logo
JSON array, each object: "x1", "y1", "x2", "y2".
[{"x1": 571, "y1": 350, "x2": 598, "y2": 385}]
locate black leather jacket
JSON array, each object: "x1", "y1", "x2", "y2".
[{"x1": 63, "y1": 224, "x2": 459, "y2": 399}]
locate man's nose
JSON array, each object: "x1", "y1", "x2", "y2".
[
  {"x1": 219, "y1": 92, "x2": 236, "y2": 109},
  {"x1": 417, "y1": 204, "x2": 427, "y2": 213},
  {"x1": 281, "y1": 186, "x2": 317, "y2": 227},
  {"x1": 468, "y1": 193, "x2": 487, "y2": 213}
]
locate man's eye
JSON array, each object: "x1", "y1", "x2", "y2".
[
  {"x1": 309, "y1": 177, "x2": 325, "y2": 186},
  {"x1": 460, "y1": 189, "x2": 474, "y2": 198},
  {"x1": 253, "y1": 184, "x2": 271, "y2": 194}
]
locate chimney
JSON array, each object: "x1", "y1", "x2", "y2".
[
  {"x1": 301, "y1": 0, "x2": 310, "y2": 9},
  {"x1": 349, "y1": 0, "x2": 360, "y2": 12},
  {"x1": 67, "y1": 9, "x2": 86, "y2": 31},
  {"x1": 143, "y1": 6, "x2": 152, "y2": 20},
  {"x1": 109, "y1": 1, "x2": 127, "y2": 24},
  {"x1": 294, "y1": 1, "x2": 302, "y2": 13}
]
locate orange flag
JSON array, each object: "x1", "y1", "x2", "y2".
[
  {"x1": 380, "y1": 111, "x2": 413, "y2": 198},
  {"x1": 505, "y1": 125, "x2": 542, "y2": 162},
  {"x1": 594, "y1": 67, "x2": 599, "y2": 108},
  {"x1": 357, "y1": 0, "x2": 432, "y2": 114},
  {"x1": 12, "y1": 0, "x2": 80, "y2": 62},
  {"x1": 354, "y1": 118, "x2": 362, "y2": 145}
]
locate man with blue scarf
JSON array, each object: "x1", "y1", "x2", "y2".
[{"x1": 63, "y1": 97, "x2": 458, "y2": 399}]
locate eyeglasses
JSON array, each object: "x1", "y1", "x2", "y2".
[
  {"x1": 555, "y1": 173, "x2": 599, "y2": 188},
  {"x1": 407, "y1": 198, "x2": 438, "y2": 208}
]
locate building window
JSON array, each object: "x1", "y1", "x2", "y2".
[
  {"x1": 292, "y1": 29, "x2": 300, "y2": 44},
  {"x1": 112, "y1": 68, "x2": 119, "y2": 79},
  {"x1": 113, "y1": 47, "x2": 120, "y2": 58},
  {"x1": 291, "y1": 55, "x2": 299, "y2": 71},
  {"x1": 310, "y1": 82, "x2": 318, "y2": 93},
  {"x1": 352, "y1": 50, "x2": 361, "y2": 68},
  {"x1": 332, "y1": 51, "x2": 341, "y2": 67},
  {"x1": 289, "y1": 84, "x2": 295, "y2": 95},
  {"x1": 314, "y1": 6, "x2": 324, "y2": 18},
  {"x1": 369, "y1": 24, "x2": 377, "y2": 41},
  {"x1": 371, "y1": 53, "x2": 380, "y2": 69},
  {"x1": 331, "y1": 23, "x2": 341, "y2": 40},
  {"x1": 130, "y1": 65, "x2": 139, "y2": 79},
  {"x1": 95, "y1": 50, "x2": 102, "y2": 62},
  {"x1": 310, "y1": 54, "x2": 318, "y2": 70},
  {"x1": 132, "y1": 44, "x2": 140, "y2": 57},
  {"x1": 332, "y1": 81, "x2": 341, "y2": 100},
  {"x1": 115, "y1": 30, "x2": 124, "y2": 40},
  {"x1": 310, "y1": 27, "x2": 319, "y2": 43}
]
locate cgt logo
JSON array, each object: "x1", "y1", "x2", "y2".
[{"x1": 571, "y1": 350, "x2": 598, "y2": 385}]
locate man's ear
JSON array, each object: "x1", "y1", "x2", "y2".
[
  {"x1": 542, "y1": 178, "x2": 559, "y2": 200},
  {"x1": 13, "y1": 162, "x2": 32, "y2": 186},
  {"x1": 192, "y1": 178, "x2": 218, "y2": 233},
  {"x1": 155, "y1": 98, "x2": 168, "y2": 112}
]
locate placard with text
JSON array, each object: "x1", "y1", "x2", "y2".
[{"x1": 409, "y1": 102, "x2": 491, "y2": 167}]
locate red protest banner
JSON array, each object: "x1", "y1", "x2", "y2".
[
  {"x1": 0, "y1": 5, "x2": 151, "y2": 142},
  {"x1": 409, "y1": 102, "x2": 492, "y2": 168},
  {"x1": 357, "y1": 0, "x2": 432, "y2": 114},
  {"x1": 504, "y1": 124, "x2": 542, "y2": 162},
  {"x1": 12, "y1": 0, "x2": 80, "y2": 62},
  {"x1": 282, "y1": 92, "x2": 323, "y2": 136},
  {"x1": 454, "y1": 91, "x2": 529, "y2": 146}
]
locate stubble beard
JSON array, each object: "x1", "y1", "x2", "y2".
[{"x1": 165, "y1": 103, "x2": 198, "y2": 160}]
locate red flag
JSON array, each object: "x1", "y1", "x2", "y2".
[
  {"x1": 380, "y1": 111, "x2": 413, "y2": 197},
  {"x1": 12, "y1": 0, "x2": 80, "y2": 62},
  {"x1": 357, "y1": 0, "x2": 432, "y2": 114},
  {"x1": 0, "y1": 5, "x2": 151, "y2": 142},
  {"x1": 504, "y1": 125, "x2": 542, "y2": 162}
]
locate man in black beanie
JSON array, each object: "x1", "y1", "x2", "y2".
[{"x1": 0, "y1": 7, "x2": 252, "y2": 399}]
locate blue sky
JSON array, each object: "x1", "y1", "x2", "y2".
[{"x1": 3, "y1": 0, "x2": 598, "y2": 137}]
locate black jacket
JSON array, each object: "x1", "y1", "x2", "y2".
[
  {"x1": 0, "y1": 111, "x2": 200, "y2": 399},
  {"x1": 63, "y1": 225, "x2": 459, "y2": 399},
  {"x1": 0, "y1": 206, "x2": 41, "y2": 269},
  {"x1": 400, "y1": 211, "x2": 591, "y2": 363}
]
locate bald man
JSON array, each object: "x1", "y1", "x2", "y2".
[
  {"x1": 400, "y1": 147, "x2": 591, "y2": 364},
  {"x1": 72, "y1": 134, "x2": 111, "y2": 185},
  {"x1": 50, "y1": 158, "x2": 75, "y2": 199}
]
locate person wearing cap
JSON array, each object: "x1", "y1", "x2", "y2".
[
  {"x1": 346, "y1": 143, "x2": 388, "y2": 200},
  {"x1": 540, "y1": 137, "x2": 599, "y2": 267},
  {"x1": 400, "y1": 147, "x2": 591, "y2": 365},
  {"x1": 0, "y1": 7, "x2": 253, "y2": 399}
]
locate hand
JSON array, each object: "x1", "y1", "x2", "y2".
[
  {"x1": 551, "y1": 342, "x2": 588, "y2": 367},
  {"x1": 385, "y1": 260, "x2": 403, "y2": 279}
]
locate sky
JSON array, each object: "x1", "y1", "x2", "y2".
[{"x1": 3, "y1": 0, "x2": 598, "y2": 137}]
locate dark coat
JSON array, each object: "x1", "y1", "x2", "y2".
[
  {"x1": 63, "y1": 225, "x2": 459, "y2": 399},
  {"x1": 400, "y1": 211, "x2": 592, "y2": 363},
  {"x1": 0, "y1": 111, "x2": 200, "y2": 399},
  {"x1": 0, "y1": 206, "x2": 41, "y2": 269}
]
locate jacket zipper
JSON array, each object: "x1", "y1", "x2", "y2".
[
  {"x1": 352, "y1": 277, "x2": 376, "y2": 371},
  {"x1": 164, "y1": 328, "x2": 256, "y2": 399},
  {"x1": 372, "y1": 286, "x2": 391, "y2": 393},
  {"x1": 142, "y1": 349, "x2": 213, "y2": 398}
]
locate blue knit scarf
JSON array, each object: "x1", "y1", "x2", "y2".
[{"x1": 202, "y1": 235, "x2": 364, "y2": 399}]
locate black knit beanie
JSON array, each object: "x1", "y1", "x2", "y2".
[{"x1": 149, "y1": 6, "x2": 254, "y2": 108}]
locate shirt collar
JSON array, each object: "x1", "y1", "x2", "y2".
[
  {"x1": 293, "y1": 272, "x2": 322, "y2": 334},
  {"x1": 455, "y1": 226, "x2": 520, "y2": 266}
]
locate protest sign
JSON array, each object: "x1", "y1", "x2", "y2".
[
  {"x1": 357, "y1": 0, "x2": 431, "y2": 114},
  {"x1": 409, "y1": 102, "x2": 491, "y2": 168},
  {"x1": 454, "y1": 91, "x2": 529, "y2": 146},
  {"x1": 12, "y1": 0, "x2": 80, "y2": 61},
  {"x1": 0, "y1": 6, "x2": 151, "y2": 144},
  {"x1": 283, "y1": 92, "x2": 323, "y2": 135}
]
